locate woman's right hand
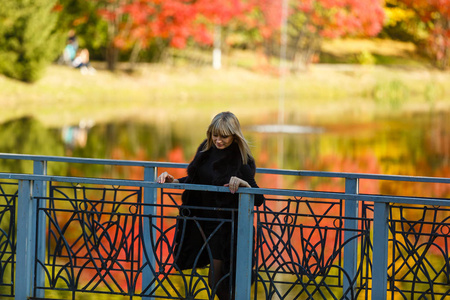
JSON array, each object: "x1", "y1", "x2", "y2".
[{"x1": 156, "y1": 171, "x2": 177, "y2": 183}]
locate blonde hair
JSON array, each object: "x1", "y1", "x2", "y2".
[{"x1": 203, "y1": 112, "x2": 252, "y2": 164}]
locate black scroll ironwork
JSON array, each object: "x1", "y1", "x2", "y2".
[
  {"x1": 2, "y1": 179, "x2": 450, "y2": 299},
  {"x1": 388, "y1": 204, "x2": 450, "y2": 300},
  {"x1": 35, "y1": 183, "x2": 237, "y2": 299},
  {"x1": 254, "y1": 196, "x2": 372, "y2": 299},
  {"x1": 39, "y1": 182, "x2": 144, "y2": 297},
  {"x1": 0, "y1": 181, "x2": 16, "y2": 298}
]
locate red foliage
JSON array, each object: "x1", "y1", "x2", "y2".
[
  {"x1": 52, "y1": 4, "x2": 63, "y2": 12},
  {"x1": 168, "y1": 146, "x2": 185, "y2": 163},
  {"x1": 399, "y1": 0, "x2": 450, "y2": 68},
  {"x1": 93, "y1": 0, "x2": 386, "y2": 60},
  {"x1": 96, "y1": 0, "x2": 252, "y2": 51},
  {"x1": 255, "y1": 0, "x2": 284, "y2": 38},
  {"x1": 196, "y1": 0, "x2": 247, "y2": 24},
  {"x1": 253, "y1": 0, "x2": 385, "y2": 39}
]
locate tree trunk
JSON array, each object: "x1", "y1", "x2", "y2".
[
  {"x1": 128, "y1": 42, "x2": 142, "y2": 72},
  {"x1": 105, "y1": 0, "x2": 119, "y2": 71},
  {"x1": 106, "y1": 44, "x2": 119, "y2": 71}
]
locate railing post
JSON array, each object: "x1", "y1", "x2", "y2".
[
  {"x1": 343, "y1": 178, "x2": 359, "y2": 298},
  {"x1": 142, "y1": 166, "x2": 157, "y2": 298},
  {"x1": 372, "y1": 201, "x2": 389, "y2": 300},
  {"x1": 15, "y1": 180, "x2": 34, "y2": 300},
  {"x1": 235, "y1": 193, "x2": 254, "y2": 300},
  {"x1": 33, "y1": 160, "x2": 47, "y2": 298}
]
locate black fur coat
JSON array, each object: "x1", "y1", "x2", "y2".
[{"x1": 173, "y1": 140, "x2": 263, "y2": 270}]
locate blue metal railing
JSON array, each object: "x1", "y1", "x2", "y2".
[{"x1": 1, "y1": 153, "x2": 450, "y2": 300}]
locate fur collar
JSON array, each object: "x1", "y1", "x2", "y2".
[{"x1": 187, "y1": 140, "x2": 243, "y2": 186}]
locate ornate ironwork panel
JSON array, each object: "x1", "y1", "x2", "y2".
[
  {"x1": 254, "y1": 196, "x2": 372, "y2": 300},
  {"x1": 35, "y1": 183, "x2": 237, "y2": 299},
  {"x1": 388, "y1": 204, "x2": 450, "y2": 300},
  {"x1": 38, "y1": 182, "x2": 144, "y2": 298},
  {"x1": 0, "y1": 181, "x2": 16, "y2": 298},
  {"x1": 4, "y1": 177, "x2": 448, "y2": 300}
]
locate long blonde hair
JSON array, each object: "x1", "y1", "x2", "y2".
[{"x1": 203, "y1": 112, "x2": 252, "y2": 164}]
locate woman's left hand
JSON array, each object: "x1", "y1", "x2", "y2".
[{"x1": 225, "y1": 176, "x2": 251, "y2": 194}]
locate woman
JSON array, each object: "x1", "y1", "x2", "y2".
[{"x1": 157, "y1": 111, "x2": 264, "y2": 300}]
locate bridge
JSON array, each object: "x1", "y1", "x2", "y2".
[{"x1": 0, "y1": 153, "x2": 449, "y2": 299}]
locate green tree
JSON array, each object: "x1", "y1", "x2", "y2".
[{"x1": 0, "y1": 0, "x2": 63, "y2": 82}]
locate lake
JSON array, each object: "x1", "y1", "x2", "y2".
[{"x1": 0, "y1": 111, "x2": 449, "y2": 199}]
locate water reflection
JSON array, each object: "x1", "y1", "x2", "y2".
[
  {"x1": 61, "y1": 119, "x2": 95, "y2": 152},
  {"x1": 0, "y1": 113, "x2": 449, "y2": 198},
  {"x1": 249, "y1": 124, "x2": 324, "y2": 134},
  {"x1": 0, "y1": 117, "x2": 65, "y2": 174}
]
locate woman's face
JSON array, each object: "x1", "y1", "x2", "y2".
[{"x1": 212, "y1": 133, "x2": 234, "y2": 149}]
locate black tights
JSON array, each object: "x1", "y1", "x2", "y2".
[{"x1": 208, "y1": 259, "x2": 234, "y2": 300}]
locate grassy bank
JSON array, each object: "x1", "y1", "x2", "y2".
[{"x1": 1, "y1": 43, "x2": 450, "y2": 128}]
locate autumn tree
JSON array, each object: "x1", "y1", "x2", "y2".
[
  {"x1": 94, "y1": 0, "x2": 249, "y2": 71},
  {"x1": 251, "y1": 0, "x2": 385, "y2": 70},
  {"x1": 394, "y1": 0, "x2": 450, "y2": 69},
  {"x1": 94, "y1": 0, "x2": 207, "y2": 71},
  {"x1": 194, "y1": 0, "x2": 254, "y2": 68},
  {"x1": 382, "y1": 0, "x2": 419, "y2": 42}
]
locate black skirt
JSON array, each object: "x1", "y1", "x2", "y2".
[{"x1": 173, "y1": 209, "x2": 236, "y2": 270}]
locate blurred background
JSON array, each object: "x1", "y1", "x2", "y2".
[{"x1": 0, "y1": 0, "x2": 449, "y2": 196}]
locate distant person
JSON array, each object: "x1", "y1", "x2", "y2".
[
  {"x1": 67, "y1": 29, "x2": 78, "y2": 50},
  {"x1": 60, "y1": 29, "x2": 78, "y2": 65},
  {"x1": 72, "y1": 48, "x2": 96, "y2": 75},
  {"x1": 157, "y1": 111, "x2": 264, "y2": 300}
]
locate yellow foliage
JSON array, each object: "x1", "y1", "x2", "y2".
[{"x1": 384, "y1": 7, "x2": 415, "y2": 26}]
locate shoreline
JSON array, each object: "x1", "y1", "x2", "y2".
[{"x1": 1, "y1": 62, "x2": 449, "y2": 128}]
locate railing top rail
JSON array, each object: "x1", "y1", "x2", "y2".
[
  {"x1": 0, "y1": 152, "x2": 188, "y2": 169},
  {"x1": 259, "y1": 169, "x2": 450, "y2": 184},
  {"x1": 1, "y1": 152, "x2": 450, "y2": 184},
  {"x1": 1, "y1": 172, "x2": 449, "y2": 207}
]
